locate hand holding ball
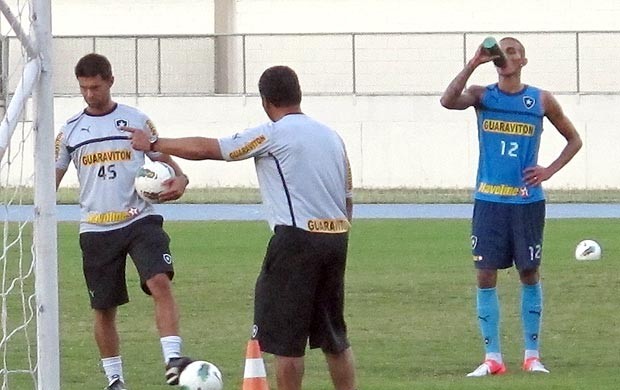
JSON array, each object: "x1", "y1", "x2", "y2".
[{"x1": 134, "y1": 160, "x2": 175, "y2": 203}]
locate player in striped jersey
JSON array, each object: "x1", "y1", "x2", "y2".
[
  {"x1": 441, "y1": 37, "x2": 582, "y2": 377},
  {"x1": 55, "y1": 53, "x2": 191, "y2": 390},
  {"x1": 126, "y1": 65, "x2": 357, "y2": 390}
]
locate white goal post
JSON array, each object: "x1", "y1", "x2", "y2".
[{"x1": 0, "y1": 0, "x2": 58, "y2": 389}]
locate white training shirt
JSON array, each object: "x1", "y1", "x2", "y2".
[
  {"x1": 218, "y1": 113, "x2": 352, "y2": 233},
  {"x1": 55, "y1": 103, "x2": 161, "y2": 233}
]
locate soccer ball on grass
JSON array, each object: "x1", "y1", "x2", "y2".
[
  {"x1": 178, "y1": 360, "x2": 223, "y2": 390},
  {"x1": 134, "y1": 160, "x2": 174, "y2": 203},
  {"x1": 574, "y1": 239, "x2": 602, "y2": 261}
]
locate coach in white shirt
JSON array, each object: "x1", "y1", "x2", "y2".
[{"x1": 125, "y1": 65, "x2": 357, "y2": 390}]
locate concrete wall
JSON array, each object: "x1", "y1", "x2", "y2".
[
  {"x1": 54, "y1": 93, "x2": 616, "y2": 190},
  {"x1": 49, "y1": 1, "x2": 620, "y2": 35},
  {"x1": 21, "y1": 1, "x2": 620, "y2": 189}
]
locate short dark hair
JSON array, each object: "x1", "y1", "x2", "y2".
[
  {"x1": 258, "y1": 66, "x2": 302, "y2": 107},
  {"x1": 74, "y1": 53, "x2": 113, "y2": 80}
]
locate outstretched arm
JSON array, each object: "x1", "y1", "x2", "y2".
[{"x1": 124, "y1": 126, "x2": 224, "y2": 161}]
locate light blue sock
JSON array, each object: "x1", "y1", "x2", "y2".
[
  {"x1": 477, "y1": 287, "x2": 501, "y2": 354},
  {"x1": 521, "y1": 282, "x2": 543, "y2": 351}
]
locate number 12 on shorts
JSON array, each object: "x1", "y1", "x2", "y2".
[{"x1": 528, "y1": 244, "x2": 541, "y2": 261}]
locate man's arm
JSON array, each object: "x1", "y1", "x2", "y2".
[
  {"x1": 523, "y1": 91, "x2": 583, "y2": 186},
  {"x1": 346, "y1": 197, "x2": 353, "y2": 222},
  {"x1": 55, "y1": 168, "x2": 67, "y2": 190},
  {"x1": 151, "y1": 137, "x2": 224, "y2": 161},
  {"x1": 344, "y1": 147, "x2": 353, "y2": 222},
  {"x1": 124, "y1": 126, "x2": 224, "y2": 161},
  {"x1": 440, "y1": 45, "x2": 492, "y2": 110}
]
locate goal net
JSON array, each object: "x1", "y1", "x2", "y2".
[{"x1": 0, "y1": 0, "x2": 58, "y2": 389}]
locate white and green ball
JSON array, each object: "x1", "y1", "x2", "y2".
[
  {"x1": 178, "y1": 361, "x2": 223, "y2": 390},
  {"x1": 134, "y1": 160, "x2": 174, "y2": 203}
]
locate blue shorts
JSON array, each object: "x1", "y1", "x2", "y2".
[{"x1": 471, "y1": 199, "x2": 545, "y2": 271}]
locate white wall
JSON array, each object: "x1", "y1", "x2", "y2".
[
  {"x1": 233, "y1": 0, "x2": 620, "y2": 33},
  {"x1": 32, "y1": 1, "x2": 620, "y2": 189},
  {"x1": 49, "y1": 0, "x2": 620, "y2": 35},
  {"x1": 50, "y1": 0, "x2": 215, "y2": 35},
  {"x1": 54, "y1": 93, "x2": 616, "y2": 190}
]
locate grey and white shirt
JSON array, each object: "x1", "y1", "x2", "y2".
[
  {"x1": 55, "y1": 103, "x2": 161, "y2": 233},
  {"x1": 218, "y1": 113, "x2": 352, "y2": 233}
]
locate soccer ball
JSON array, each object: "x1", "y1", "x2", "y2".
[
  {"x1": 134, "y1": 160, "x2": 174, "y2": 203},
  {"x1": 178, "y1": 360, "x2": 223, "y2": 390},
  {"x1": 574, "y1": 239, "x2": 602, "y2": 261}
]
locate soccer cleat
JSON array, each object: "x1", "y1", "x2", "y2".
[
  {"x1": 104, "y1": 377, "x2": 127, "y2": 390},
  {"x1": 523, "y1": 357, "x2": 550, "y2": 373},
  {"x1": 165, "y1": 356, "x2": 193, "y2": 385},
  {"x1": 466, "y1": 359, "x2": 507, "y2": 377}
]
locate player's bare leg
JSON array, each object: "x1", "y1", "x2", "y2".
[
  {"x1": 94, "y1": 307, "x2": 120, "y2": 357},
  {"x1": 275, "y1": 355, "x2": 304, "y2": 390},
  {"x1": 476, "y1": 268, "x2": 498, "y2": 288},
  {"x1": 325, "y1": 347, "x2": 357, "y2": 390},
  {"x1": 95, "y1": 307, "x2": 127, "y2": 388},
  {"x1": 147, "y1": 273, "x2": 192, "y2": 385},
  {"x1": 146, "y1": 273, "x2": 180, "y2": 336}
]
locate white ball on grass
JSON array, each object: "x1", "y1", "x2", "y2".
[{"x1": 178, "y1": 360, "x2": 223, "y2": 390}]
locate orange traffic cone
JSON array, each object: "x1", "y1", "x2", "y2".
[{"x1": 242, "y1": 339, "x2": 269, "y2": 390}]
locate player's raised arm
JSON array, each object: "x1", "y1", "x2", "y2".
[{"x1": 440, "y1": 44, "x2": 495, "y2": 110}]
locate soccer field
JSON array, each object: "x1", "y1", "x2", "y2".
[{"x1": 58, "y1": 219, "x2": 619, "y2": 389}]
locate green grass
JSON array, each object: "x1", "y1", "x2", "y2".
[
  {"x1": 57, "y1": 219, "x2": 620, "y2": 389},
  {"x1": 52, "y1": 187, "x2": 620, "y2": 204}
]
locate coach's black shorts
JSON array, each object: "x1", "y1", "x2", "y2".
[
  {"x1": 254, "y1": 225, "x2": 350, "y2": 357},
  {"x1": 471, "y1": 199, "x2": 545, "y2": 271},
  {"x1": 79, "y1": 215, "x2": 174, "y2": 309}
]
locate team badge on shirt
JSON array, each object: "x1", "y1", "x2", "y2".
[
  {"x1": 523, "y1": 96, "x2": 535, "y2": 109},
  {"x1": 115, "y1": 119, "x2": 128, "y2": 129}
]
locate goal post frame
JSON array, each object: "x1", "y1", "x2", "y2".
[
  {"x1": 31, "y1": 0, "x2": 59, "y2": 389},
  {"x1": 0, "y1": 0, "x2": 59, "y2": 388}
]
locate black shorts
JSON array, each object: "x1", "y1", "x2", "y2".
[
  {"x1": 254, "y1": 225, "x2": 350, "y2": 357},
  {"x1": 79, "y1": 215, "x2": 174, "y2": 309},
  {"x1": 471, "y1": 199, "x2": 545, "y2": 271}
]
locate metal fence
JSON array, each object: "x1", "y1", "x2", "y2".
[{"x1": 4, "y1": 31, "x2": 620, "y2": 96}]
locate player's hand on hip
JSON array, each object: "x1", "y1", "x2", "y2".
[
  {"x1": 121, "y1": 126, "x2": 150, "y2": 151},
  {"x1": 523, "y1": 165, "x2": 550, "y2": 186}
]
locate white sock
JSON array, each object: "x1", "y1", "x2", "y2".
[
  {"x1": 485, "y1": 352, "x2": 503, "y2": 364},
  {"x1": 161, "y1": 335, "x2": 182, "y2": 364},
  {"x1": 524, "y1": 349, "x2": 540, "y2": 360},
  {"x1": 101, "y1": 356, "x2": 123, "y2": 384}
]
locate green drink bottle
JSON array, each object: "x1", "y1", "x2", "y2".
[{"x1": 482, "y1": 37, "x2": 506, "y2": 68}]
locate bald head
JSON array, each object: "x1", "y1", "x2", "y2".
[{"x1": 500, "y1": 37, "x2": 526, "y2": 58}]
